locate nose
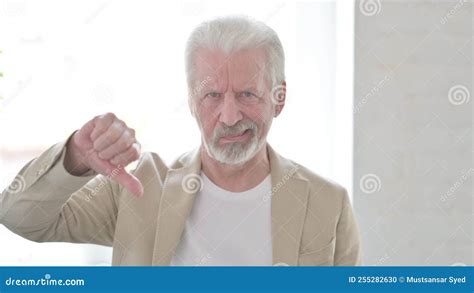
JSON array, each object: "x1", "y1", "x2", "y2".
[{"x1": 219, "y1": 92, "x2": 243, "y2": 126}]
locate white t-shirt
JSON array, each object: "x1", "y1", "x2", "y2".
[{"x1": 170, "y1": 172, "x2": 273, "y2": 266}]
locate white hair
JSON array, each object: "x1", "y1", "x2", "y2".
[{"x1": 184, "y1": 15, "x2": 285, "y2": 102}]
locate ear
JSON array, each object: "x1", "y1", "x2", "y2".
[{"x1": 273, "y1": 81, "x2": 286, "y2": 117}]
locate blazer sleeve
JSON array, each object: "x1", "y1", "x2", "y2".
[
  {"x1": 0, "y1": 132, "x2": 120, "y2": 246},
  {"x1": 334, "y1": 189, "x2": 363, "y2": 265}
]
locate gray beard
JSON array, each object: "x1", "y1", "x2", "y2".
[{"x1": 202, "y1": 122, "x2": 265, "y2": 165}]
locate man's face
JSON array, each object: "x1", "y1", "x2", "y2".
[{"x1": 191, "y1": 48, "x2": 278, "y2": 165}]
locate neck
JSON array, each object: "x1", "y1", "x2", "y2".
[{"x1": 200, "y1": 143, "x2": 270, "y2": 192}]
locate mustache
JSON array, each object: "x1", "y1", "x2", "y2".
[{"x1": 214, "y1": 120, "x2": 257, "y2": 139}]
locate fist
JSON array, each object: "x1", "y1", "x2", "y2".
[{"x1": 65, "y1": 112, "x2": 143, "y2": 197}]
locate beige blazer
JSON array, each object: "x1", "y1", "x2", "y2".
[{"x1": 0, "y1": 132, "x2": 362, "y2": 266}]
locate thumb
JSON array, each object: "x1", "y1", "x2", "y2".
[
  {"x1": 110, "y1": 167, "x2": 144, "y2": 198},
  {"x1": 89, "y1": 152, "x2": 144, "y2": 197}
]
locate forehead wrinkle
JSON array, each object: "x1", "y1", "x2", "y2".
[
  {"x1": 195, "y1": 60, "x2": 224, "y2": 92},
  {"x1": 200, "y1": 69, "x2": 227, "y2": 93},
  {"x1": 195, "y1": 49, "x2": 222, "y2": 78},
  {"x1": 233, "y1": 62, "x2": 267, "y2": 95},
  {"x1": 228, "y1": 67, "x2": 258, "y2": 93},
  {"x1": 194, "y1": 52, "x2": 216, "y2": 77},
  {"x1": 197, "y1": 48, "x2": 268, "y2": 93}
]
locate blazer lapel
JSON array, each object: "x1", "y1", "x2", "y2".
[
  {"x1": 268, "y1": 145, "x2": 310, "y2": 266},
  {"x1": 152, "y1": 149, "x2": 201, "y2": 265},
  {"x1": 151, "y1": 144, "x2": 309, "y2": 266}
]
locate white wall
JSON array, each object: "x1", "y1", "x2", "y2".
[{"x1": 354, "y1": 0, "x2": 472, "y2": 265}]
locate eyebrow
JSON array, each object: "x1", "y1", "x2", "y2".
[
  {"x1": 236, "y1": 86, "x2": 264, "y2": 97},
  {"x1": 200, "y1": 83, "x2": 264, "y2": 95}
]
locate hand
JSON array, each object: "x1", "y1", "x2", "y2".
[{"x1": 65, "y1": 112, "x2": 144, "y2": 197}]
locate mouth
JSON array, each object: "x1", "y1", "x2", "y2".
[{"x1": 219, "y1": 129, "x2": 252, "y2": 144}]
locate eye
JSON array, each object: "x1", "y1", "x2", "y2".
[
  {"x1": 240, "y1": 91, "x2": 255, "y2": 98},
  {"x1": 237, "y1": 91, "x2": 260, "y2": 103},
  {"x1": 205, "y1": 92, "x2": 221, "y2": 99}
]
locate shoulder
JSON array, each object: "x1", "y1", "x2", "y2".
[
  {"x1": 278, "y1": 153, "x2": 349, "y2": 213},
  {"x1": 297, "y1": 163, "x2": 347, "y2": 199}
]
